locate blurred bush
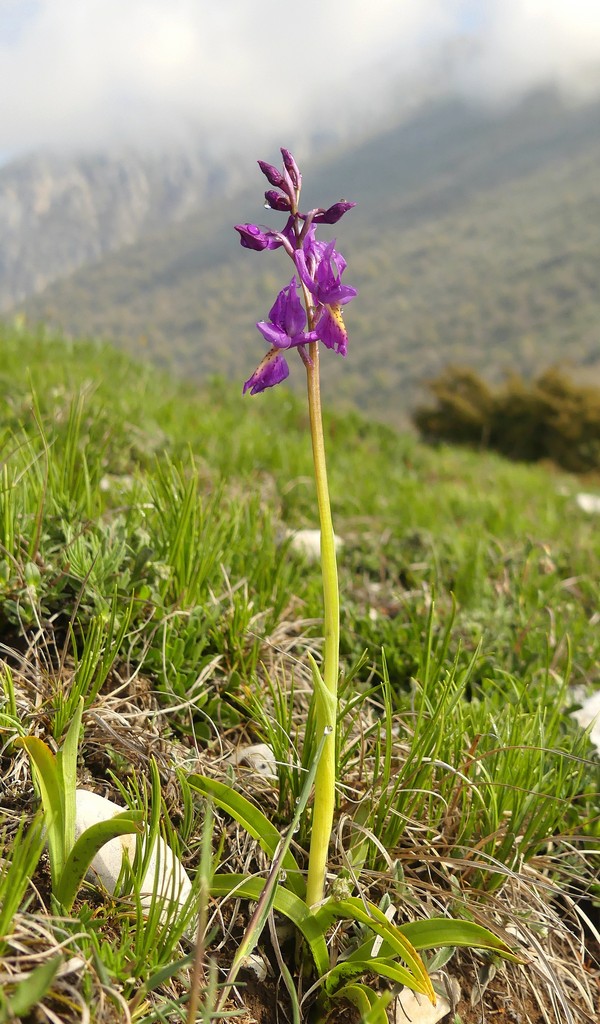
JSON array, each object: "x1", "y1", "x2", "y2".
[{"x1": 414, "y1": 366, "x2": 600, "y2": 473}]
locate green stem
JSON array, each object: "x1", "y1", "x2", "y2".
[{"x1": 304, "y1": 341, "x2": 339, "y2": 908}]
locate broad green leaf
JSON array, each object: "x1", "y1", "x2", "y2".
[
  {"x1": 226, "y1": 727, "x2": 324, "y2": 969},
  {"x1": 399, "y1": 918, "x2": 521, "y2": 963},
  {"x1": 316, "y1": 897, "x2": 434, "y2": 1001},
  {"x1": 15, "y1": 736, "x2": 65, "y2": 887},
  {"x1": 8, "y1": 955, "x2": 62, "y2": 1017},
  {"x1": 333, "y1": 983, "x2": 389, "y2": 1024},
  {"x1": 327, "y1": 955, "x2": 428, "y2": 993},
  {"x1": 57, "y1": 697, "x2": 83, "y2": 858},
  {"x1": 343, "y1": 917, "x2": 520, "y2": 972},
  {"x1": 210, "y1": 874, "x2": 329, "y2": 978},
  {"x1": 55, "y1": 810, "x2": 144, "y2": 911},
  {"x1": 188, "y1": 776, "x2": 305, "y2": 898}
]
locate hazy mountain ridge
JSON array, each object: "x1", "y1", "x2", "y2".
[
  {"x1": 12, "y1": 90, "x2": 600, "y2": 423},
  {"x1": 0, "y1": 145, "x2": 247, "y2": 311}
]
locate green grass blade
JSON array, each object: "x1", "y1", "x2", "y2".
[
  {"x1": 8, "y1": 955, "x2": 62, "y2": 1017},
  {"x1": 0, "y1": 815, "x2": 45, "y2": 944},
  {"x1": 188, "y1": 775, "x2": 305, "y2": 898}
]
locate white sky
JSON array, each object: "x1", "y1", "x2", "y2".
[{"x1": 1, "y1": 1, "x2": 599, "y2": 158}]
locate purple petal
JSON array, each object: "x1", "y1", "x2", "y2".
[
  {"x1": 293, "y1": 248, "x2": 316, "y2": 296},
  {"x1": 243, "y1": 349, "x2": 290, "y2": 395},
  {"x1": 256, "y1": 320, "x2": 290, "y2": 348}
]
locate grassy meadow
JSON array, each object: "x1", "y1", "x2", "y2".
[{"x1": 0, "y1": 321, "x2": 598, "y2": 1022}]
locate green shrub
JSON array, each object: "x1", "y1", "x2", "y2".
[{"x1": 414, "y1": 365, "x2": 600, "y2": 472}]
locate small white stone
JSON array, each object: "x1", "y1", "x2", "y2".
[
  {"x1": 576, "y1": 493, "x2": 600, "y2": 514},
  {"x1": 226, "y1": 743, "x2": 278, "y2": 779},
  {"x1": 240, "y1": 953, "x2": 269, "y2": 982},
  {"x1": 571, "y1": 691, "x2": 600, "y2": 753},
  {"x1": 74, "y1": 789, "x2": 192, "y2": 910},
  {"x1": 287, "y1": 529, "x2": 343, "y2": 563},
  {"x1": 392, "y1": 976, "x2": 460, "y2": 1024}
]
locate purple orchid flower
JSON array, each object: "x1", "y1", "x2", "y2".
[{"x1": 294, "y1": 239, "x2": 357, "y2": 356}]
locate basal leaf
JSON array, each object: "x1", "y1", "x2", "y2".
[
  {"x1": 316, "y1": 897, "x2": 434, "y2": 1001},
  {"x1": 55, "y1": 810, "x2": 144, "y2": 911},
  {"x1": 15, "y1": 736, "x2": 65, "y2": 887},
  {"x1": 399, "y1": 918, "x2": 521, "y2": 963},
  {"x1": 210, "y1": 873, "x2": 328, "y2": 978},
  {"x1": 326, "y1": 955, "x2": 426, "y2": 993},
  {"x1": 57, "y1": 697, "x2": 84, "y2": 859},
  {"x1": 333, "y1": 982, "x2": 389, "y2": 1024},
  {"x1": 188, "y1": 776, "x2": 305, "y2": 898}
]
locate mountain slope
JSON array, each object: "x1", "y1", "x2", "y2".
[
  {"x1": 0, "y1": 146, "x2": 247, "y2": 311},
  {"x1": 18, "y1": 90, "x2": 600, "y2": 423}
]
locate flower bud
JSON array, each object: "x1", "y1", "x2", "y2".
[
  {"x1": 258, "y1": 160, "x2": 286, "y2": 189},
  {"x1": 235, "y1": 223, "x2": 278, "y2": 251},
  {"x1": 264, "y1": 190, "x2": 291, "y2": 212},
  {"x1": 312, "y1": 201, "x2": 356, "y2": 225},
  {"x1": 280, "y1": 148, "x2": 301, "y2": 189}
]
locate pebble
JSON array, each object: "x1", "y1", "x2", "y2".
[
  {"x1": 74, "y1": 788, "x2": 192, "y2": 911},
  {"x1": 571, "y1": 690, "x2": 600, "y2": 753},
  {"x1": 287, "y1": 529, "x2": 343, "y2": 563}
]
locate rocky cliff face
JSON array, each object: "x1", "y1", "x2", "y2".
[{"x1": 0, "y1": 146, "x2": 239, "y2": 310}]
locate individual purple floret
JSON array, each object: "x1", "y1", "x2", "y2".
[
  {"x1": 295, "y1": 239, "x2": 357, "y2": 355},
  {"x1": 243, "y1": 348, "x2": 290, "y2": 395},
  {"x1": 257, "y1": 278, "x2": 319, "y2": 351}
]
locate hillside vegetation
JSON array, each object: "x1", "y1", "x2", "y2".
[
  {"x1": 0, "y1": 324, "x2": 598, "y2": 1021},
  {"x1": 20, "y1": 90, "x2": 600, "y2": 424}
]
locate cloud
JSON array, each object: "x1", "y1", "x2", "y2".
[
  {"x1": 0, "y1": 1, "x2": 599, "y2": 158},
  {"x1": 455, "y1": 1, "x2": 600, "y2": 102}
]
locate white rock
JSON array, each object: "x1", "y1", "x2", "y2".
[
  {"x1": 74, "y1": 789, "x2": 192, "y2": 910},
  {"x1": 575, "y1": 493, "x2": 600, "y2": 514},
  {"x1": 287, "y1": 529, "x2": 343, "y2": 563},
  {"x1": 226, "y1": 743, "x2": 278, "y2": 780},
  {"x1": 393, "y1": 976, "x2": 460, "y2": 1024},
  {"x1": 571, "y1": 691, "x2": 600, "y2": 753}
]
